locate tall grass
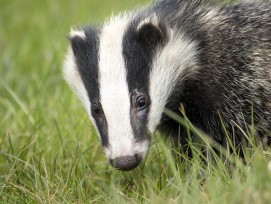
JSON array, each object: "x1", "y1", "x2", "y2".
[{"x1": 1, "y1": 0, "x2": 271, "y2": 203}]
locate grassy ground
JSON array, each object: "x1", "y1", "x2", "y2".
[{"x1": 1, "y1": 0, "x2": 271, "y2": 203}]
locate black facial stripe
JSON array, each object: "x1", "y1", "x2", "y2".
[
  {"x1": 70, "y1": 27, "x2": 109, "y2": 147},
  {"x1": 130, "y1": 90, "x2": 151, "y2": 143},
  {"x1": 70, "y1": 28, "x2": 100, "y2": 99},
  {"x1": 123, "y1": 25, "x2": 151, "y2": 94},
  {"x1": 122, "y1": 22, "x2": 153, "y2": 142}
]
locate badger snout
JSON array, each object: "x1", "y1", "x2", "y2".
[
  {"x1": 109, "y1": 154, "x2": 142, "y2": 171},
  {"x1": 105, "y1": 139, "x2": 150, "y2": 171}
]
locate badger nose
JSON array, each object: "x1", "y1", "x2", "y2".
[{"x1": 109, "y1": 154, "x2": 141, "y2": 171}]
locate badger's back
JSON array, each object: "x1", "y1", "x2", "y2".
[{"x1": 151, "y1": 0, "x2": 271, "y2": 145}]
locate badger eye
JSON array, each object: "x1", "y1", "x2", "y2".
[
  {"x1": 92, "y1": 104, "x2": 103, "y2": 116},
  {"x1": 136, "y1": 96, "x2": 148, "y2": 111}
]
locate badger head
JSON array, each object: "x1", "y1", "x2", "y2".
[{"x1": 63, "y1": 13, "x2": 198, "y2": 171}]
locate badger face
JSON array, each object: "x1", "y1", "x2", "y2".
[{"x1": 64, "y1": 14, "x2": 198, "y2": 171}]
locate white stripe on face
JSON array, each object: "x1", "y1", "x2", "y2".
[
  {"x1": 98, "y1": 15, "x2": 137, "y2": 159},
  {"x1": 148, "y1": 31, "x2": 199, "y2": 133},
  {"x1": 64, "y1": 29, "x2": 99, "y2": 134},
  {"x1": 63, "y1": 47, "x2": 90, "y2": 114}
]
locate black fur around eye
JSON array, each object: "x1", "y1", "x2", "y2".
[
  {"x1": 92, "y1": 105, "x2": 103, "y2": 116},
  {"x1": 136, "y1": 96, "x2": 148, "y2": 111}
]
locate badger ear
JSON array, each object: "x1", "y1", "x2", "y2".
[
  {"x1": 68, "y1": 28, "x2": 87, "y2": 55},
  {"x1": 136, "y1": 14, "x2": 170, "y2": 51}
]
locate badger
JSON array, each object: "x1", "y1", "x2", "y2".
[{"x1": 63, "y1": 0, "x2": 271, "y2": 171}]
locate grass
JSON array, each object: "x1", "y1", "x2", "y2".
[{"x1": 1, "y1": 0, "x2": 271, "y2": 203}]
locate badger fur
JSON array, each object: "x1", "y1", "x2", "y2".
[{"x1": 64, "y1": 0, "x2": 271, "y2": 171}]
